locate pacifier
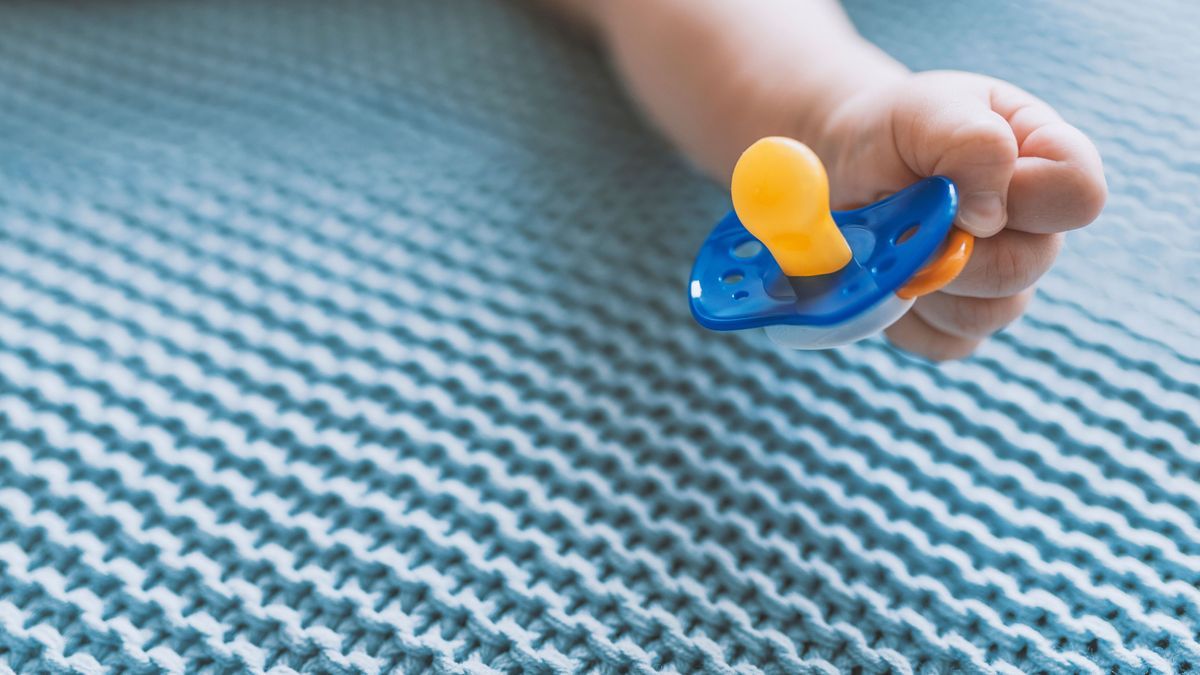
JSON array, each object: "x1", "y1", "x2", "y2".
[{"x1": 688, "y1": 137, "x2": 974, "y2": 349}]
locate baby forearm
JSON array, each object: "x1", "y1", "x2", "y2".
[{"x1": 581, "y1": 0, "x2": 908, "y2": 180}]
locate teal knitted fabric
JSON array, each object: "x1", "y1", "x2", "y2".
[{"x1": 0, "y1": 0, "x2": 1197, "y2": 673}]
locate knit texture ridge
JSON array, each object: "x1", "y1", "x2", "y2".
[{"x1": 0, "y1": 0, "x2": 1197, "y2": 673}]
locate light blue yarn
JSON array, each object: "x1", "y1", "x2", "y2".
[{"x1": 0, "y1": 0, "x2": 1197, "y2": 673}]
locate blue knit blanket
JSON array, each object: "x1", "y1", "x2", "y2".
[{"x1": 0, "y1": 0, "x2": 1197, "y2": 672}]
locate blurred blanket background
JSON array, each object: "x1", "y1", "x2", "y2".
[{"x1": 0, "y1": 1, "x2": 1196, "y2": 672}]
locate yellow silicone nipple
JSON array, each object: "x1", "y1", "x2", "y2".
[{"x1": 731, "y1": 137, "x2": 852, "y2": 277}]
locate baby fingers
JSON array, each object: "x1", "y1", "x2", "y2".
[
  {"x1": 1006, "y1": 121, "x2": 1107, "y2": 234},
  {"x1": 911, "y1": 288, "x2": 1034, "y2": 340},
  {"x1": 884, "y1": 311, "x2": 981, "y2": 362},
  {"x1": 940, "y1": 229, "x2": 1063, "y2": 298},
  {"x1": 886, "y1": 289, "x2": 1033, "y2": 361},
  {"x1": 991, "y1": 83, "x2": 1107, "y2": 234}
]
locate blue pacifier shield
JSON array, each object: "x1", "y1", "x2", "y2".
[{"x1": 689, "y1": 176, "x2": 958, "y2": 330}]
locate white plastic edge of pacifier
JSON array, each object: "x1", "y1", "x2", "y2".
[{"x1": 762, "y1": 294, "x2": 915, "y2": 350}]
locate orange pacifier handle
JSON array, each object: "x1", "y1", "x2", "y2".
[{"x1": 896, "y1": 227, "x2": 974, "y2": 299}]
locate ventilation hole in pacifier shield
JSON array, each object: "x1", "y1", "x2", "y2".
[
  {"x1": 733, "y1": 290, "x2": 749, "y2": 300},
  {"x1": 731, "y1": 239, "x2": 763, "y2": 259},
  {"x1": 722, "y1": 270, "x2": 744, "y2": 284},
  {"x1": 894, "y1": 223, "x2": 919, "y2": 245}
]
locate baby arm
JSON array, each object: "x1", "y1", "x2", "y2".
[{"x1": 545, "y1": 0, "x2": 1107, "y2": 360}]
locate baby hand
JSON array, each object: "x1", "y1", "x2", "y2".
[{"x1": 819, "y1": 71, "x2": 1107, "y2": 360}]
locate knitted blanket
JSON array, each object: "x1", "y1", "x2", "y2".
[{"x1": 0, "y1": 0, "x2": 1197, "y2": 672}]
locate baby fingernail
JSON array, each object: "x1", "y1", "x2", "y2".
[{"x1": 959, "y1": 191, "x2": 1006, "y2": 235}]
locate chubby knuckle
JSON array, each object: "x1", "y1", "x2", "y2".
[
  {"x1": 953, "y1": 298, "x2": 1002, "y2": 334},
  {"x1": 1022, "y1": 233, "x2": 1064, "y2": 287},
  {"x1": 983, "y1": 239, "x2": 1027, "y2": 293},
  {"x1": 929, "y1": 297, "x2": 999, "y2": 338},
  {"x1": 951, "y1": 118, "x2": 1018, "y2": 163},
  {"x1": 974, "y1": 296, "x2": 1027, "y2": 333},
  {"x1": 981, "y1": 233, "x2": 1059, "y2": 294}
]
